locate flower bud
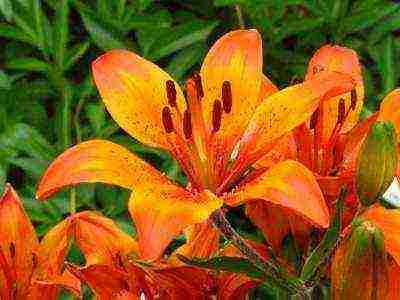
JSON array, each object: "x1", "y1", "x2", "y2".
[
  {"x1": 356, "y1": 121, "x2": 398, "y2": 207},
  {"x1": 331, "y1": 220, "x2": 388, "y2": 300}
]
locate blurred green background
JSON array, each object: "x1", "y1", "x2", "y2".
[{"x1": 0, "y1": 0, "x2": 399, "y2": 298}]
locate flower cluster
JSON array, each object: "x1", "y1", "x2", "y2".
[{"x1": 2, "y1": 29, "x2": 400, "y2": 299}]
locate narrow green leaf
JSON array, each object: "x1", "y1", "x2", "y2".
[
  {"x1": 177, "y1": 255, "x2": 265, "y2": 279},
  {"x1": 300, "y1": 189, "x2": 345, "y2": 281},
  {"x1": 148, "y1": 20, "x2": 218, "y2": 61},
  {"x1": 0, "y1": 24, "x2": 35, "y2": 45},
  {"x1": 76, "y1": 1, "x2": 126, "y2": 51},
  {"x1": 342, "y1": 3, "x2": 399, "y2": 33},
  {"x1": 377, "y1": 36, "x2": 396, "y2": 95},
  {"x1": 6, "y1": 58, "x2": 50, "y2": 73},
  {"x1": 165, "y1": 43, "x2": 206, "y2": 81},
  {"x1": 64, "y1": 41, "x2": 90, "y2": 70},
  {"x1": 0, "y1": 0, "x2": 13, "y2": 21},
  {"x1": 273, "y1": 17, "x2": 324, "y2": 43},
  {"x1": 369, "y1": 15, "x2": 400, "y2": 44},
  {"x1": 0, "y1": 70, "x2": 11, "y2": 90},
  {"x1": 6, "y1": 157, "x2": 47, "y2": 179},
  {"x1": 54, "y1": 0, "x2": 69, "y2": 69}
]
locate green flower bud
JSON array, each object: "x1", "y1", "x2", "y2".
[
  {"x1": 356, "y1": 121, "x2": 398, "y2": 207},
  {"x1": 332, "y1": 220, "x2": 388, "y2": 300}
]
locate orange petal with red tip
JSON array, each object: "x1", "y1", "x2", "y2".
[
  {"x1": 72, "y1": 211, "x2": 138, "y2": 266},
  {"x1": 129, "y1": 187, "x2": 222, "y2": 261},
  {"x1": 67, "y1": 264, "x2": 134, "y2": 300},
  {"x1": 29, "y1": 270, "x2": 81, "y2": 299},
  {"x1": 37, "y1": 140, "x2": 168, "y2": 199},
  {"x1": 92, "y1": 49, "x2": 186, "y2": 150},
  {"x1": 388, "y1": 256, "x2": 400, "y2": 299},
  {"x1": 362, "y1": 205, "x2": 400, "y2": 265},
  {"x1": 0, "y1": 184, "x2": 39, "y2": 297},
  {"x1": 378, "y1": 89, "x2": 400, "y2": 139},
  {"x1": 245, "y1": 202, "x2": 290, "y2": 251},
  {"x1": 217, "y1": 273, "x2": 258, "y2": 300},
  {"x1": 305, "y1": 45, "x2": 364, "y2": 143},
  {"x1": 228, "y1": 71, "x2": 356, "y2": 181},
  {"x1": 225, "y1": 160, "x2": 329, "y2": 229},
  {"x1": 171, "y1": 220, "x2": 220, "y2": 264}
]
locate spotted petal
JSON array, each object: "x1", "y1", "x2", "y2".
[
  {"x1": 37, "y1": 140, "x2": 168, "y2": 199},
  {"x1": 225, "y1": 160, "x2": 329, "y2": 228},
  {"x1": 129, "y1": 187, "x2": 222, "y2": 261},
  {"x1": 92, "y1": 49, "x2": 186, "y2": 150},
  {"x1": 378, "y1": 89, "x2": 400, "y2": 139},
  {"x1": 305, "y1": 45, "x2": 364, "y2": 144}
]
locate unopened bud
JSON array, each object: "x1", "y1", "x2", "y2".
[
  {"x1": 331, "y1": 220, "x2": 388, "y2": 300},
  {"x1": 356, "y1": 121, "x2": 398, "y2": 207}
]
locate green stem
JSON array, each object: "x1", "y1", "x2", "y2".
[
  {"x1": 210, "y1": 209, "x2": 308, "y2": 295},
  {"x1": 234, "y1": 5, "x2": 245, "y2": 29},
  {"x1": 70, "y1": 187, "x2": 76, "y2": 214}
]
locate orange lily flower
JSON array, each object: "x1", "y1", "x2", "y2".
[
  {"x1": 37, "y1": 29, "x2": 356, "y2": 261},
  {"x1": 0, "y1": 184, "x2": 80, "y2": 299},
  {"x1": 59, "y1": 210, "x2": 267, "y2": 299},
  {"x1": 332, "y1": 204, "x2": 400, "y2": 299},
  {"x1": 249, "y1": 44, "x2": 400, "y2": 251}
]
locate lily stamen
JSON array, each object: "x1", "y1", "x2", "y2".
[
  {"x1": 222, "y1": 81, "x2": 232, "y2": 113},
  {"x1": 212, "y1": 99, "x2": 222, "y2": 133}
]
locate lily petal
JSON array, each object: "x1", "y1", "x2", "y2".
[
  {"x1": 72, "y1": 211, "x2": 138, "y2": 266},
  {"x1": 305, "y1": 45, "x2": 364, "y2": 143},
  {"x1": 245, "y1": 202, "x2": 290, "y2": 251},
  {"x1": 171, "y1": 220, "x2": 220, "y2": 264},
  {"x1": 37, "y1": 140, "x2": 168, "y2": 199},
  {"x1": 129, "y1": 187, "x2": 222, "y2": 261},
  {"x1": 0, "y1": 184, "x2": 39, "y2": 297},
  {"x1": 225, "y1": 71, "x2": 356, "y2": 184},
  {"x1": 388, "y1": 256, "x2": 400, "y2": 300},
  {"x1": 362, "y1": 205, "x2": 400, "y2": 265},
  {"x1": 92, "y1": 49, "x2": 186, "y2": 150},
  {"x1": 201, "y1": 29, "x2": 263, "y2": 142},
  {"x1": 378, "y1": 89, "x2": 400, "y2": 139},
  {"x1": 218, "y1": 273, "x2": 258, "y2": 300},
  {"x1": 225, "y1": 160, "x2": 329, "y2": 228}
]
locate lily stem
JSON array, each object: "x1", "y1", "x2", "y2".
[
  {"x1": 234, "y1": 5, "x2": 245, "y2": 29},
  {"x1": 210, "y1": 209, "x2": 308, "y2": 295}
]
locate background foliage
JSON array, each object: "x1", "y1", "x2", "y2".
[{"x1": 0, "y1": 0, "x2": 399, "y2": 298}]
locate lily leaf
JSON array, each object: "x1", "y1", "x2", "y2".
[{"x1": 300, "y1": 188, "x2": 345, "y2": 281}]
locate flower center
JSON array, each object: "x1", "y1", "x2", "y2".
[{"x1": 160, "y1": 75, "x2": 232, "y2": 191}]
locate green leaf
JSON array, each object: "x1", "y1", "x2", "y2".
[
  {"x1": 300, "y1": 189, "x2": 344, "y2": 281},
  {"x1": 177, "y1": 255, "x2": 265, "y2": 279},
  {"x1": 165, "y1": 43, "x2": 206, "y2": 81},
  {"x1": 369, "y1": 14, "x2": 400, "y2": 44},
  {"x1": 377, "y1": 35, "x2": 396, "y2": 95},
  {"x1": 214, "y1": 0, "x2": 245, "y2": 7},
  {"x1": 147, "y1": 20, "x2": 218, "y2": 61},
  {"x1": 0, "y1": 70, "x2": 11, "y2": 90},
  {"x1": 273, "y1": 17, "x2": 324, "y2": 42},
  {"x1": 0, "y1": 24, "x2": 36, "y2": 45},
  {"x1": 53, "y1": 0, "x2": 69, "y2": 69},
  {"x1": 6, "y1": 157, "x2": 47, "y2": 179},
  {"x1": 76, "y1": 1, "x2": 126, "y2": 51},
  {"x1": 6, "y1": 58, "x2": 50, "y2": 73},
  {"x1": 0, "y1": 123, "x2": 56, "y2": 161},
  {"x1": 85, "y1": 103, "x2": 106, "y2": 135},
  {"x1": 0, "y1": 0, "x2": 13, "y2": 21},
  {"x1": 64, "y1": 41, "x2": 90, "y2": 70},
  {"x1": 342, "y1": 3, "x2": 399, "y2": 33}
]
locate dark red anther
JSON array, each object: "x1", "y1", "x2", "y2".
[
  {"x1": 162, "y1": 106, "x2": 174, "y2": 133},
  {"x1": 183, "y1": 109, "x2": 193, "y2": 139},
  {"x1": 166, "y1": 80, "x2": 177, "y2": 107},
  {"x1": 192, "y1": 72, "x2": 204, "y2": 98},
  {"x1": 222, "y1": 81, "x2": 232, "y2": 113},
  {"x1": 32, "y1": 252, "x2": 38, "y2": 268},
  {"x1": 310, "y1": 107, "x2": 320, "y2": 130},
  {"x1": 9, "y1": 243, "x2": 15, "y2": 259},
  {"x1": 337, "y1": 98, "x2": 346, "y2": 124},
  {"x1": 350, "y1": 89, "x2": 357, "y2": 110},
  {"x1": 212, "y1": 100, "x2": 223, "y2": 133}
]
